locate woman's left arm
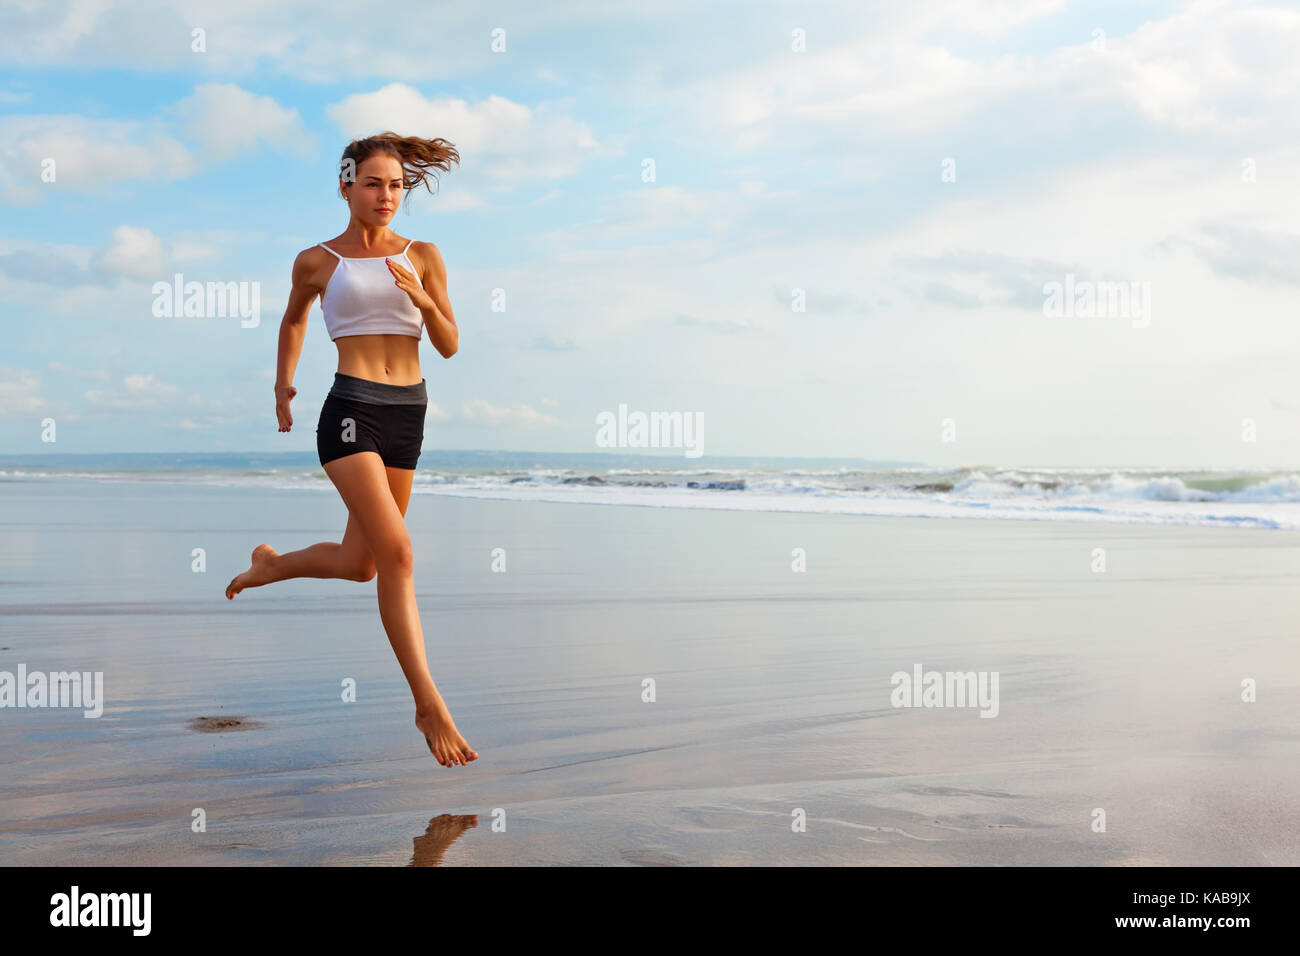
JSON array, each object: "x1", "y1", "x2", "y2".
[{"x1": 388, "y1": 242, "x2": 458, "y2": 358}]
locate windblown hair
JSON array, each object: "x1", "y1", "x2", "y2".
[{"x1": 337, "y1": 132, "x2": 460, "y2": 207}]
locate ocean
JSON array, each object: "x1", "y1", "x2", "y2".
[{"x1": 3, "y1": 451, "x2": 1300, "y2": 529}]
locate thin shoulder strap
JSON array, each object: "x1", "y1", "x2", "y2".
[
  {"x1": 402, "y1": 238, "x2": 415, "y2": 255},
  {"x1": 318, "y1": 242, "x2": 343, "y2": 259}
]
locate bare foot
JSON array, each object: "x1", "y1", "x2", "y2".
[
  {"x1": 225, "y1": 544, "x2": 279, "y2": 599},
  {"x1": 415, "y1": 698, "x2": 478, "y2": 767}
]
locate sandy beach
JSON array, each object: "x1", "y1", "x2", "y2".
[{"x1": 1, "y1": 476, "x2": 1298, "y2": 865}]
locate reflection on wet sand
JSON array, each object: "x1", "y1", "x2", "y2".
[{"x1": 409, "y1": 814, "x2": 478, "y2": 867}]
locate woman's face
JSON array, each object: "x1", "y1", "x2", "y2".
[{"x1": 342, "y1": 154, "x2": 404, "y2": 224}]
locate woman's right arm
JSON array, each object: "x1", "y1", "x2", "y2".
[{"x1": 275, "y1": 250, "x2": 324, "y2": 432}]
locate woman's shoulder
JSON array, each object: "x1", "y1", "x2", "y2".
[
  {"x1": 406, "y1": 240, "x2": 445, "y2": 275},
  {"x1": 288, "y1": 244, "x2": 340, "y2": 292},
  {"x1": 296, "y1": 242, "x2": 338, "y2": 260}
]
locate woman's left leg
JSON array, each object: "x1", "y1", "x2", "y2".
[{"x1": 225, "y1": 467, "x2": 414, "y2": 598}]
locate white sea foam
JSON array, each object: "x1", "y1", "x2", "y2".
[{"x1": 5, "y1": 460, "x2": 1300, "y2": 529}]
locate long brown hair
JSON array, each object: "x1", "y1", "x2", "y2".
[{"x1": 337, "y1": 132, "x2": 460, "y2": 208}]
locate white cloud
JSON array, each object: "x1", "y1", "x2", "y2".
[
  {"x1": 0, "y1": 0, "x2": 121, "y2": 64},
  {"x1": 168, "y1": 239, "x2": 221, "y2": 262},
  {"x1": 530, "y1": 185, "x2": 735, "y2": 252},
  {"x1": 84, "y1": 373, "x2": 189, "y2": 411},
  {"x1": 0, "y1": 114, "x2": 194, "y2": 205},
  {"x1": 47, "y1": 361, "x2": 110, "y2": 381},
  {"x1": 0, "y1": 366, "x2": 45, "y2": 418},
  {"x1": 1106, "y1": 1, "x2": 1300, "y2": 132},
  {"x1": 899, "y1": 0, "x2": 1067, "y2": 37},
  {"x1": 325, "y1": 85, "x2": 605, "y2": 191},
  {"x1": 94, "y1": 226, "x2": 165, "y2": 279},
  {"x1": 681, "y1": 0, "x2": 1300, "y2": 153},
  {"x1": 424, "y1": 191, "x2": 486, "y2": 214},
  {"x1": 0, "y1": 0, "x2": 706, "y2": 79},
  {"x1": 0, "y1": 83, "x2": 309, "y2": 205},
  {"x1": 166, "y1": 83, "x2": 313, "y2": 161},
  {"x1": 458, "y1": 399, "x2": 561, "y2": 428}
]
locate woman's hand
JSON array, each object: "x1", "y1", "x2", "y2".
[
  {"x1": 275, "y1": 383, "x2": 297, "y2": 432},
  {"x1": 387, "y1": 256, "x2": 436, "y2": 314}
]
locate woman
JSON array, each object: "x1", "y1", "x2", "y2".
[{"x1": 225, "y1": 132, "x2": 476, "y2": 769}]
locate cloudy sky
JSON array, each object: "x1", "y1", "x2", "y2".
[{"x1": 1, "y1": 0, "x2": 1298, "y2": 466}]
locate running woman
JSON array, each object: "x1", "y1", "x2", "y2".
[{"x1": 225, "y1": 132, "x2": 476, "y2": 769}]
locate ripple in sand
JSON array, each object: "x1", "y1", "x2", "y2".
[{"x1": 188, "y1": 716, "x2": 264, "y2": 733}]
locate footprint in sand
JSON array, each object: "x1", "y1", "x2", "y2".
[{"x1": 188, "y1": 716, "x2": 265, "y2": 733}]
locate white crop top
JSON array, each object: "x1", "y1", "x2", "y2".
[{"x1": 318, "y1": 239, "x2": 424, "y2": 341}]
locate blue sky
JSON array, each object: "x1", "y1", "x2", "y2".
[{"x1": 2, "y1": 0, "x2": 1299, "y2": 466}]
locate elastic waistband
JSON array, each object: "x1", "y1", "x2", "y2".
[{"x1": 328, "y1": 372, "x2": 427, "y2": 405}]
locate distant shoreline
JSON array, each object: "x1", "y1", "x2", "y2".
[{"x1": 5, "y1": 464, "x2": 1300, "y2": 530}]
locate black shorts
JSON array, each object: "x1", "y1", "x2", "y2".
[{"x1": 316, "y1": 373, "x2": 428, "y2": 470}]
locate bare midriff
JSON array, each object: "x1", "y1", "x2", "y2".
[{"x1": 334, "y1": 334, "x2": 423, "y2": 385}]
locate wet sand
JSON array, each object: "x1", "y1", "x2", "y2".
[{"x1": 1, "y1": 477, "x2": 1298, "y2": 865}]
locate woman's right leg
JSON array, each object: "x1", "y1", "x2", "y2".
[
  {"x1": 227, "y1": 390, "x2": 382, "y2": 599},
  {"x1": 321, "y1": 450, "x2": 477, "y2": 769},
  {"x1": 224, "y1": 512, "x2": 376, "y2": 599}
]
